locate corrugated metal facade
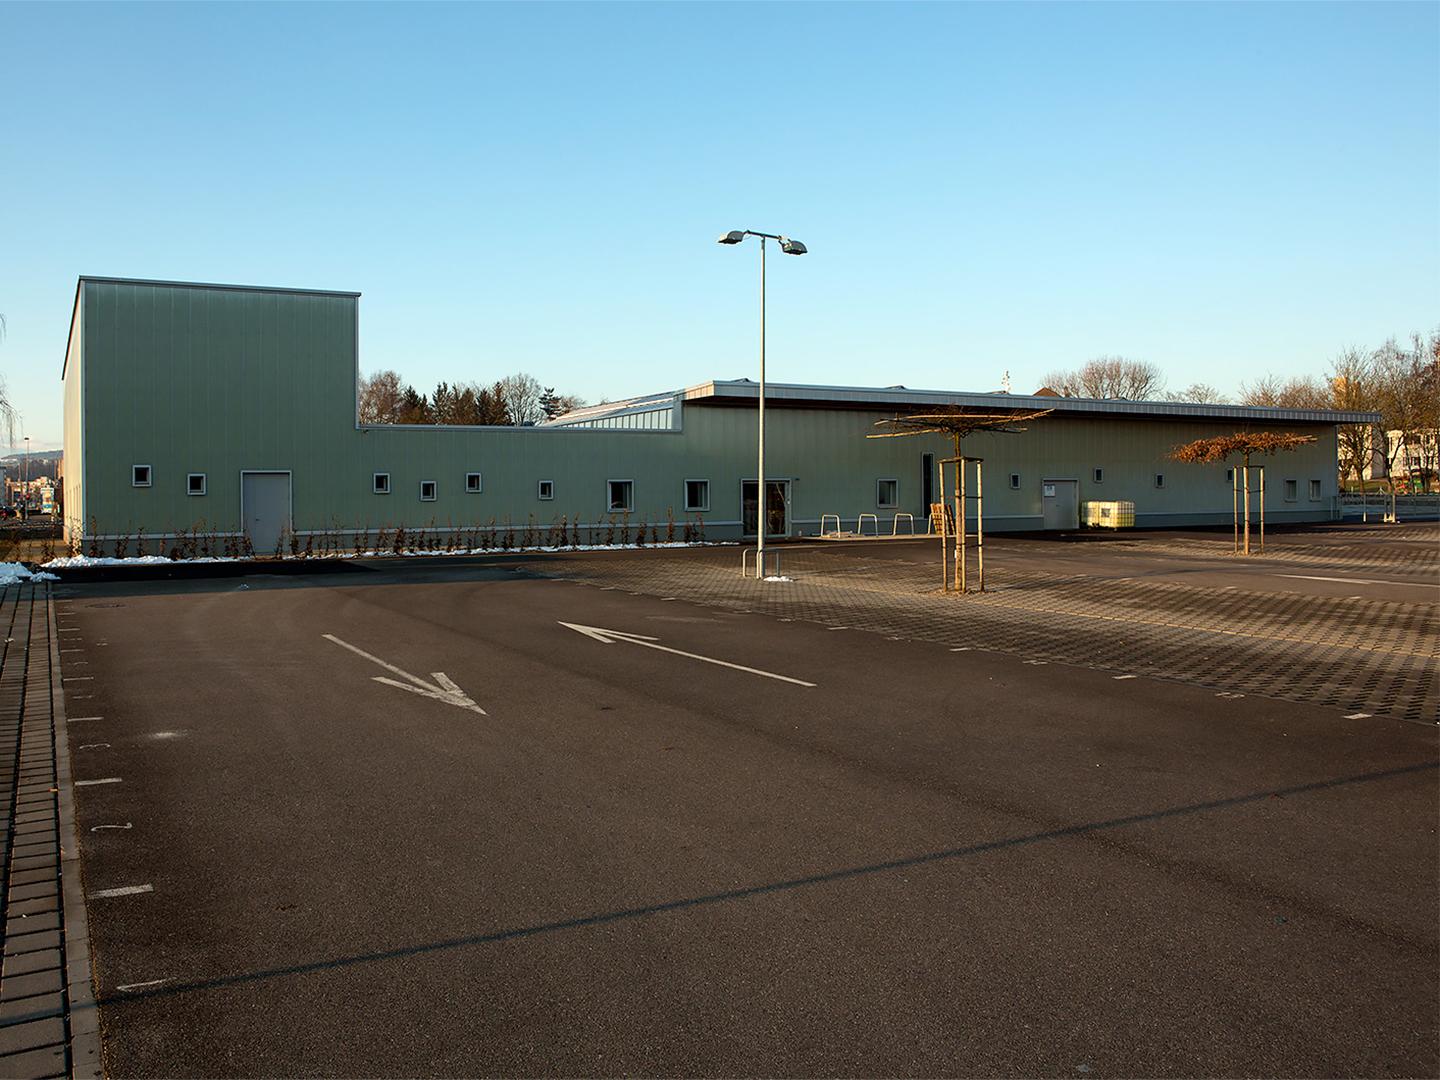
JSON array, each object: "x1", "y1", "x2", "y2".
[{"x1": 63, "y1": 278, "x2": 1348, "y2": 547}]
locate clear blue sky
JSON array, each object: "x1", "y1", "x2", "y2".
[{"x1": 3, "y1": 1, "x2": 1436, "y2": 449}]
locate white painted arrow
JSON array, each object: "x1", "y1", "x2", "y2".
[
  {"x1": 323, "y1": 634, "x2": 487, "y2": 714},
  {"x1": 559, "y1": 622, "x2": 816, "y2": 687}
]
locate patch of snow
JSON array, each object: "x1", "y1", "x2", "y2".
[
  {"x1": 0, "y1": 562, "x2": 61, "y2": 586},
  {"x1": 763, "y1": 575, "x2": 794, "y2": 583}
]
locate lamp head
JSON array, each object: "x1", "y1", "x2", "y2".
[
  {"x1": 779, "y1": 237, "x2": 807, "y2": 255},
  {"x1": 717, "y1": 230, "x2": 746, "y2": 245}
]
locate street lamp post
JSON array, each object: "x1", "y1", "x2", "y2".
[
  {"x1": 22, "y1": 436, "x2": 29, "y2": 521},
  {"x1": 717, "y1": 229, "x2": 807, "y2": 578}
]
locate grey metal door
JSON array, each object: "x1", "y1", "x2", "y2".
[
  {"x1": 1042, "y1": 479, "x2": 1078, "y2": 530},
  {"x1": 741, "y1": 480, "x2": 789, "y2": 537},
  {"x1": 241, "y1": 472, "x2": 292, "y2": 555}
]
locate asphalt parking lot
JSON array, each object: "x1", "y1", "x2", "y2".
[{"x1": 47, "y1": 524, "x2": 1440, "y2": 1076}]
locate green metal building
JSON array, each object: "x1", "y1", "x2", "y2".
[{"x1": 61, "y1": 277, "x2": 1375, "y2": 553}]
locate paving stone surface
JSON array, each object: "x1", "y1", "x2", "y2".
[
  {"x1": 539, "y1": 522, "x2": 1439, "y2": 723},
  {"x1": 0, "y1": 584, "x2": 98, "y2": 1078}
]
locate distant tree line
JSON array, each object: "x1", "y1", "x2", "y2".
[
  {"x1": 1041, "y1": 330, "x2": 1440, "y2": 487},
  {"x1": 358, "y1": 371, "x2": 585, "y2": 427}
]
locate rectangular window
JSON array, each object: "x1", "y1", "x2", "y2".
[
  {"x1": 876, "y1": 478, "x2": 899, "y2": 508},
  {"x1": 1154, "y1": 473, "x2": 1166, "y2": 489},
  {"x1": 1009, "y1": 473, "x2": 1021, "y2": 490},
  {"x1": 1092, "y1": 468, "x2": 1103, "y2": 484},
  {"x1": 419, "y1": 480, "x2": 437, "y2": 502},
  {"x1": 373, "y1": 472, "x2": 390, "y2": 495},
  {"x1": 1309, "y1": 479, "x2": 1321, "y2": 500},
  {"x1": 537, "y1": 480, "x2": 554, "y2": 501},
  {"x1": 132, "y1": 465, "x2": 152, "y2": 488},
  {"x1": 1283, "y1": 479, "x2": 1297, "y2": 501},
  {"x1": 1226, "y1": 468, "x2": 1234, "y2": 484},
  {"x1": 607, "y1": 479, "x2": 633, "y2": 512},
  {"x1": 465, "y1": 472, "x2": 482, "y2": 493},
  {"x1": 684, "y1": 479, "x2": 709, "y2": 512},
  {"x1": 187, "y1": 473, "x2": 206, "y2": 496}
]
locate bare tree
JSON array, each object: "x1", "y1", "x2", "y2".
[
  {"x1": 1174, "y1": 383, "x2": 1229, "y2": 404},
  {"x1": 1237, "y1": 373, "x2": 1330, "y2": 409},
  {"x1": 0, "y1": 314, "x2": 15, "y2": 446},
  {"x1": 1328, "y1": 347, "x2": 1379, "y2": 486},
  {"x1": 1041, "y1": 356, "x2": 1166, "y2": 400},
  {"x1": 1373, "y1": 331, "x2": 1440, "y2": 489},
  {"x1": 497, "y1": 373, "x2": 545, "y2": 426},
  {"x1": 358, "y1": 370, "x2": 404, "y2": 424}
]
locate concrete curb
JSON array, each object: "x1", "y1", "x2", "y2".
[{"x1": 46, "y1": 588, "x2": 102, "y2": 1079}]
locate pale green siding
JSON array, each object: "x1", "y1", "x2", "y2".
[{"x1": 63, "y1": 278, "x2": 1344, "y2": 550}]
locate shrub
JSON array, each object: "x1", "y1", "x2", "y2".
[{"x1": 666, "y1": 507, "x2": 676, "y2": 544}]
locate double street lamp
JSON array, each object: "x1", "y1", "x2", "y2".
[{"x1": 717, "y1": 229, "x2": 807, "y2": 577}]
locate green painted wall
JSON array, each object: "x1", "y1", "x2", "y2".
[{"x1": 65, "y1": 280, "x2": 1341, "y2": 549}]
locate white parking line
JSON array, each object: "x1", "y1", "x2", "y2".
[
  {"x1": 1113, "y1": 674, "x2": 1137, "y2": 680},
  {"x1": 1277, "y1": 574, "x2": 1428, "y2": 587},
  {"x1": 75, "y1": 777, "x2": 122, "y2": 787},
  {"x1": 1344, "y1": 712, "x2": 1372, "y2": 720},
  {"x1": 116, "y1": 979, "x2": 169, "y2": 992},
  {"x1": 69, "y1": 717, "x2": 103, "y2": 722},
  {"x1": 89, "y1": 884, "x2": 153, "y2": 899}
]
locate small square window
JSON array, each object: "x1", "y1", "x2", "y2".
[
  {"x1": 684, "y1": 479, "x2": 709, "y2": 512},
  {"x1": 132, "y1": 465, "x2": 152, "y2": 488},
  {"x1": 419, "y1": 480, "x2": 437, "y2": 501},
  {"x1": 187, "y1": 473, "x2": 206, "y2": 496},
  {"x1": 1283, "y1": 479, "x2": 1297, "y2": 501},
  {"x1": 1309, "y1": 479, "x2": 1321, "y2": 500},
  {"x1": 876, "y1": 478, "x2": 899, "y2": 508},
  {"x1": 1009, "y1": 473, "x2": 1021, "y2": 490},
  {"x1": 538, "y1": 480, "x2": 554, "y2": 501},
  {"x1": 1154, "y1": 473, "x2": 1166, "y2": 489},
  {"x1": 373, "y1": 472, "x2": 390, "y2": 495},
  {"x1": 465, "y1": 472, "x2": 482, "y2": 493},
  {"x1": 1226, "y1": 468, "x2": 1235, "y2": 484},
  {"x1": 1092, "y1": 468, "x2": 1103, "y2": 484},
  {"x1": 607, "y1": 479, "x2": 633, "y2": 512}
]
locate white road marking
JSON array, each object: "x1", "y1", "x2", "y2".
[
  {"x1": 58, "y1": 628, "x2": 81, "y2": 633},
  {"x1": 1216, "y1": 691, "x2": 1245, "y2": 699},
  {"x1": 1277, "y1": 574, "x2": 1428, "y2": 587},
  {"x1": 89, "y1": 884, "x2": 153, "y2": 899},
  {"x1": 60, "y1": 649, "x2": 83, "y2": 653},
  {"x1": 827, "y1": 626, "x2": 847, "y2": 631},
  {"x1": 116, "y1": 979, "x2": 169, "y2": 992},
  {"x1": 75, "y1": 777, "x2": 122, "y2": 786},
  {"x1": 1344, "y1": 712, "x2": 1372, "y2": 720},
  {"x1": 322, "y1": 634, "x2": 486, "y2": 714},
  {"x1": 78, "y1": 743, "x2": 110, "y2": 750},
  {"x1": 63, "y1": 676, "x2": 94, "y2": 681},
  {"x1": 69, "y1": 717, "x2": 103, "y2": 722},
  {"x1": 91, "y1": 823, "x2": 133, "y2": 832},
  {"x1": 1023, "y1": 660, "x2": 1048, "y2": 666},
  {"x1": 950, "y1": 647, "x2": 972, "y2": 652},
  {"x1": 561, "y1": 622, "x2": 817, "y2": 687},
  {"x1": 1113, "y1": 674, "x2": 1137, "y2": 680}
]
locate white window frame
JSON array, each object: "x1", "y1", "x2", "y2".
[
  {"x1": 1009, "y1": 472, "x2": 1021, "y2": 490},
  {"x1": 1283, "y1": 478, "x2": 1298, "y2": 502},
  {"x1": 1154, "y1": 473, "x2": 1166, "y2": 489},
  {"x1": 132, "y1": 464, "x2": 152, "y2": 488},
  {"x1": 465, "y1": 472, "x2": 483, "y2": 494},
  {"x1": 607, "y1": 479, "x2": 634, "y2": 513},
  {"x1": 537, "y1": 479, "x2": 555, "y2": 501},
  {"x1": 1226, "y1": 468, "x2": 1234, "y2": 484},
  {"x1": 419, "y1": 480, "x2": 437, "y2": 502},
  {"x1": 876, "y1": 478, "x2": 899, "y2": 509},
  {"x1": 187, "y1": 473, "x2": 207, "y2": 496},
  {"x1": 373, "y1": 472, "x2": 391, "y2": 495},
  {"x1": 684, "y1": 478, "x2": 710, "y2": 512},
  {"x1": 1092, "y1": 467, "x2": 1103, "y2": 484}
]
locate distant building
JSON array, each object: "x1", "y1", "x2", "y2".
[{"x1": 61, "y1": 276, "x2": 1378, "y2": 553}]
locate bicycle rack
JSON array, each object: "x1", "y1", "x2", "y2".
[
  {"x1": 741, "y1": 547, "x2": 782, "y2": 578},
  {"x1": 891, "y1": 512, "x2": 916, "y2": 536},
  {"x1": 819, "y1": 513, "x2": 842, "y2": 537},
  {"x1": 856, "y1": 513, "x2": 879, "y2": 537}
]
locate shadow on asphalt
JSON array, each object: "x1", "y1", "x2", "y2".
[{"x1": 94, "y1": 758, "x2": 1438, "y2": 1008}]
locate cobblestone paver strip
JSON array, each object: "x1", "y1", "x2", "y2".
[
  {"x1": 539, "y1": 525, "x2": 1439, "y2": 724},
  {"x1": 0, "y1": 584, "x2": 101, "y2": 1078}
]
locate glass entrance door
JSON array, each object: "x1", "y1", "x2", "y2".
[{"x1": 741, "y1": 480, "x2": 789, "y2": 537}]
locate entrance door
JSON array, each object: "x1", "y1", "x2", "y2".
[
  {"x1": 241, "y1": 471, "x2": 292, "y2": 554},
  {"x1": 1042, "y1": 478, "x2": 1079, "y2": 530},
  {"x1": 741, "y1": 480, "x2": 789, "y2": 537}
]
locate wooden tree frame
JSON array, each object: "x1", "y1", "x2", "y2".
[
  {"x1": 1169, "y1": 432, "x2": 1318, "y2": 555},
  {"x1": 869, "y1": 408, "x2": 1051, "y2": 592}
]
